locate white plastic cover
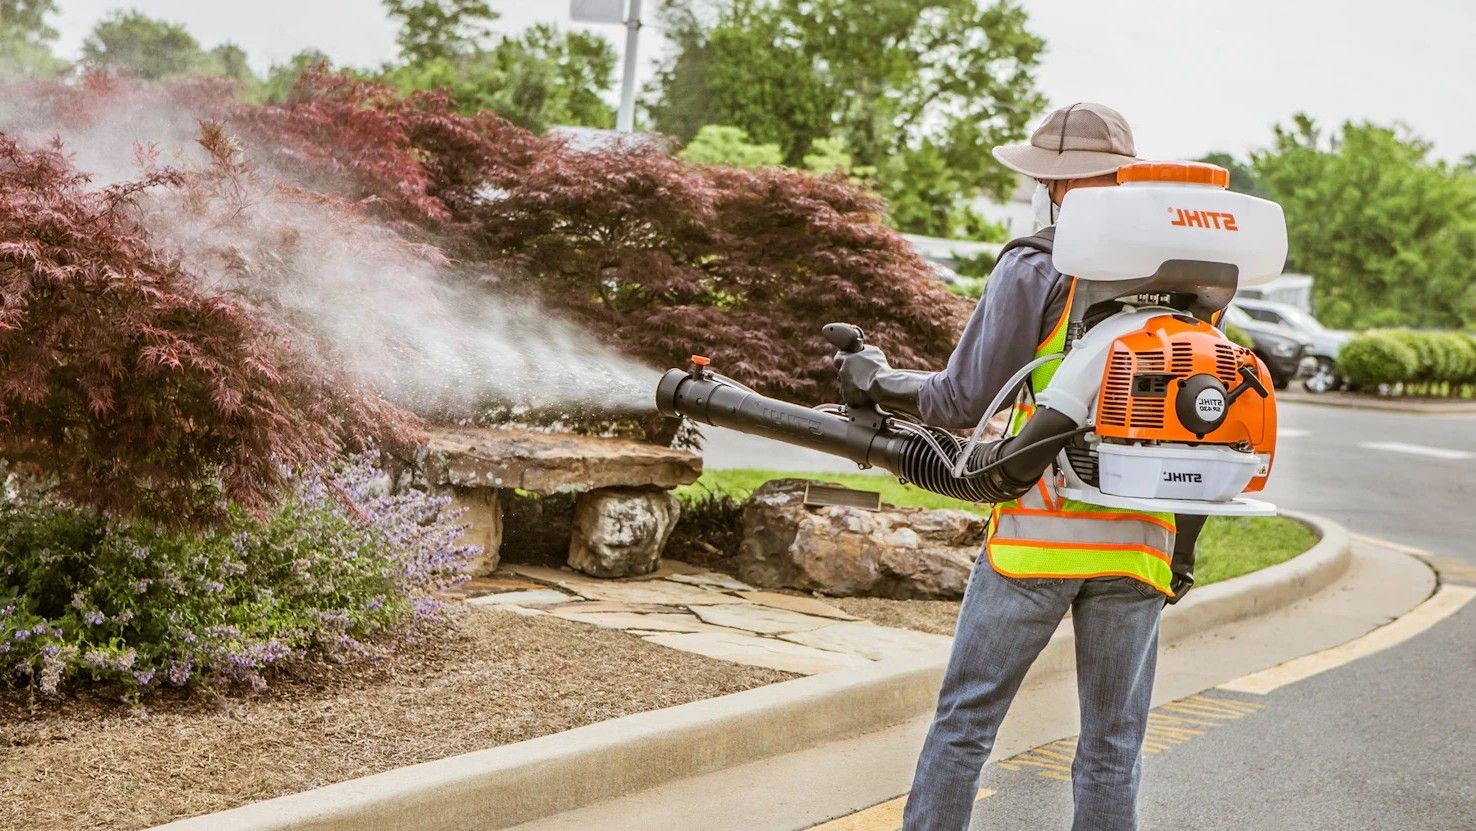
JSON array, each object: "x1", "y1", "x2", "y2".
[
  {"x1": 1053, "y1": 182, "x2": 1288, "y2": 286},
  {"x1": 1096, "y1": 442, "x2": 1259, "y2": 502}
]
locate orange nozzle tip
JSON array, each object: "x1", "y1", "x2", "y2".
[{"x1": 690, "y1": 355, "x2": 711, "y2": 366}]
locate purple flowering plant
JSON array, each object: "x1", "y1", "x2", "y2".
[{"x1": 0, "y1": 454, "x2": 476, "y2": 697}]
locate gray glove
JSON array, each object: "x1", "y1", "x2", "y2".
[{"x1": 833, "y1": 344, "x2": 933, "y2": 418}]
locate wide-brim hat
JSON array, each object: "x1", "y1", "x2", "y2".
[{"x1": 993, "y1": 102, "x2": 1138, "y2": 180}]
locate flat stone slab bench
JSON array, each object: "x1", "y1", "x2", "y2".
[{"x1": 420, "y1": 427, "x2": 703, "y2": 577}]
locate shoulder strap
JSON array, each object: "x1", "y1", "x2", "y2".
[{"x1": 998, "y1": 226, "x2": 1055, "y2": 258}]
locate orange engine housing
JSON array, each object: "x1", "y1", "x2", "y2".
[{"x1": 1094, "y1": 314, "x2": 1277, "y2": 492}]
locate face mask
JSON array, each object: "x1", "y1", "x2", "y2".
[{"x1": 1031, "y1": 181, "x2": 1057, "y2": 230}]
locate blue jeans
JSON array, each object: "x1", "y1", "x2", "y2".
[{"x1": 902, "y1": 559, "x2": 1163, "y2": 831}]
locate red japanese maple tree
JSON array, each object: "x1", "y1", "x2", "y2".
[{"x1": 0, "y1": 133, "x2": 418, "y2": 525}]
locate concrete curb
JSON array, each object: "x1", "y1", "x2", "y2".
[{"x1": 156, "y1": 513, "x2": 1351, "y2": 831}]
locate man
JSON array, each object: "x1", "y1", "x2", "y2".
[{"x1": 836, "y1": 103, "x2": 1201, "y2": 831}]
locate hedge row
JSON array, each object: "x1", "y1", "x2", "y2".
[{"x1": 1339, "y1": 330, "x2": 1476, "y2": 394}]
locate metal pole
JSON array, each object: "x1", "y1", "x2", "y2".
[{"x1": 616, "y1": 0, "x2": 642, "y2": 132}]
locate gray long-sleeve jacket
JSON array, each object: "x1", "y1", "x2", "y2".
[{"x1": 918, "y1": 245, "x2": 1073, "y2": 430}]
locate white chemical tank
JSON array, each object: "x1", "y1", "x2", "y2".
[{"x1": 1052, "y1": 161, "x2": 1288, "y2": 287}]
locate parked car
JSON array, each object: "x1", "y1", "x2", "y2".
[
  {"x1": 1221, "y1": 305, "x2": 1313, "y2": 390},
  {"x1": 1231, "y1": 298, "x2": 1351, "y2": 393}
]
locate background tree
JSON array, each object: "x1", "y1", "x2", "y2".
[
  {"x1": 1197, "y1": 151, "x2": 1268, "y2": 199},
  {"x1": 0, "y1": 0, "x2": 66, "y2": 76},
  {"x1": 82, "y1": 10, "x2": 210, "y2": 79},
  {"x1": 380, "y1": 2, "x2": 616, "y2": 131},
  {"x1": 647, "y1": 0, "x2": 1046, "y2": 240},
  {"x1": 0, "y1": 131, "x2": 416, "y2": 526},
  {"x1": 382, "y1": 24, "x2": 616, "y2": 130},
  {"x1": 80, "y1": 9, "x2": 257, "y2": 83},
  {"x1": 1252, "y1": 115, "x2": 1476, "y2": 330},
  {"x1": 383, "y1": 0, "x2": 495, "y2": 64},
  {"x1": 678, "y1": 124, "x2": 782, "y2": 167}
]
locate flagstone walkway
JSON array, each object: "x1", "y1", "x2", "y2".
[{"x1": 455, "y1": 563, "x2": 950, "y2": 675}]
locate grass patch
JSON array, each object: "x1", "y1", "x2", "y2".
[
  {"x1": 1194, "y1": 515, "x2": 1319, "y2": 585},
  {"x1": 677, "y1": 468, "x2": 1318, "y2": 587}
]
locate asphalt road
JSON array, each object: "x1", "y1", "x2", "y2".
[{"x1": 700, "y1": 400, "x2": 1476, "y2": 829}]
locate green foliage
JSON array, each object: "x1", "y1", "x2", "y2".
[
  {"x1": 647, "y1": 0, "x2": 1046, "y2": 238},
  {"x1": 0, "y1": 457, "x2": 473, "y2": 698},
  {"x1": 648, "y1": 1, "x2": 841, "y2": 165},
  {"x1": 1224, "y1": 323, "x2": 1256, "y2": 350},
  {"x1": 82, "y1": 10, "x2": 207, "y2": 79},
  {"x1": 679, "y1": 125, "x2": 783, "y2": 167},
  {"x1": 1252, "y1": 115, "x2": 1476, "y2": 330},
  {"x1": 259, "y1": 50, "x2": 335, "y2": 103},
  {"x1": 1332, "y1": 330, "x2": 1476, "y2": 392},
  {"x1": 952, "y1": 251, "x2": 998, "y2": 279},
  {"x1": 1197, "y1": 151, "x2": 1267, "y2": 199},
  {"x1": 0, "y1": 0, "x2": 65, "y2": 76},
  {"x1": 79, "y1": 9, "x2": 257, "y2": 83},
  {"x1": 379, "y1": 22, "x2": 616, "y2": 131},
  {"x1": 383, "y1": 0, "x2": 496, "y2": 64},
  {"x1": 801, "y1": 135, "x2": 854, "y2": 174}
]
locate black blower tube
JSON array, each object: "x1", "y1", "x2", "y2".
[{"x1": 655, "y1": 368, "x2": 1081, "y2": 504}]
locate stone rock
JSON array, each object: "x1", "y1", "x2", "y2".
[
  {"x1": 779, "y1": 621, "x2": 952, "y2": 662},
  {"x1": 689, "y1": 603, "x2": 837, "y2": 635},
  {"x1": 568, "y1": 487, "x2": 681, "y2": 578},
  {"x1": 466, "y1": 589, "x2": 572, "y2": 607},
  {"x1": 448, "y1": 486, "x2": 502, "y2": 576},
  {"x1": 423, "y1": 427, "x2": 701, "y2": 494},
  {"x1": 666, "y1": 571, "x2": 753, "y2": 591},
  {"x1": 548, "y1": 610, "x2": 730, "y2": 634},
  {"x1": 732, "y1": 590, "x2": 860, "y2": 621},
  {"x1": 735, "y1": 479, "x2": 987, "y2": 599},
  {"x1": 642, "y1": 631, "x2": 870, "y2": 675}
]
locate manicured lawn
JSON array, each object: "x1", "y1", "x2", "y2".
[{"x1": 677, "y1": 468, "x2": 1318, "y2": 587}]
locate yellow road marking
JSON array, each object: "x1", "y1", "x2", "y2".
[
  {"x1": 808, "y1": 789, "x2": 995, "y2": 830},
  {"x1": 1350, "y1": 532, "x2": 1476, "y2": 585},
  {"x1": 1348, "y1": 532, "x2": 1430, "y2": 558},
  {"x1": 1219, "y1": 584, "x2": 1476, "y2": 695}
]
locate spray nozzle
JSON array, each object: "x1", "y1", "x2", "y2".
[{"x1": 689, "y1": 354, "x2": 712, "y2": 379}]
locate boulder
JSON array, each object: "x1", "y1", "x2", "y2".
[
  {"x1": 736, "y1": 479, "x2": 986, "y2": 599},
  {"x1": 568, "y1": 487, "x2": 681, "y2": 578},
  {"x1": 422, "y1": 427, "x2": 701, "y2": 493},
  {"x1": 448, "y1": 486, "x2": 502, "y2": 575}
]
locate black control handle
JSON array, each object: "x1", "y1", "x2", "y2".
[{"x1": 822, "y1": 323, "x2": 866, "y2": 353}]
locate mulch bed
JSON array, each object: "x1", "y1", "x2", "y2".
[{"x1": 0, "y1": 607, "x2": 793, "y2": 831}]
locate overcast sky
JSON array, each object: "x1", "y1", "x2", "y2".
[{"x1": 46, "y1": 0, "x2": 1476, "y2": 161}]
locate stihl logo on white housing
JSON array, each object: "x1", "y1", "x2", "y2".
[
  {"x1": 1163, "y1": 471, "x2": 1204, "y2": 484},
  {"x1": 1168, "y1": 207, "x2": 1238, "y2": 232}
]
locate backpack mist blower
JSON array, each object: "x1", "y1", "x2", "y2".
[{"x1": 655, "y1": 162, "x2": 1289, "y2": 516}]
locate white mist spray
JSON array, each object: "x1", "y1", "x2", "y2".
[{"x1": 0, "y1": 91, "x2": 660, "y2": 416}]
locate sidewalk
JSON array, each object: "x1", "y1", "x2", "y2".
[
  {"x1": 468, "y1": 562, "x2": 951, "y2": 674},
  {"x1": 1278, "y1": 388, "x2": 1476, "y2": 415},
  {"x1": 511, "y1": 534, "x2": 1432, "y2": 831}
]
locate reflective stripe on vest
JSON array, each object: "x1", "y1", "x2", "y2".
[{"x1": 986, "y1": 277, "x2": 1177, "y2": 594}]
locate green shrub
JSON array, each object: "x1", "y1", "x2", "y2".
[
  {"x1": 0, "y1": 456, "x2": 473, "y2": 697},
  {"x1": 1458, "y1": 336, "x2": 1476, "y2": 385},
  {"x1": 1338, "y1": 332, "x2": 1419, "y2": 389},
  {"x1": 1224, "y1": 323, "x2": 1256, "y2": 350},
  {"x1": 1431, "y1": 332, "x2": 1476, "y2": 384}
]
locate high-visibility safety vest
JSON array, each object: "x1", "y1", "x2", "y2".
[{"x1": 985, "y1": 238, "x2": 1178, "y2": 595}]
